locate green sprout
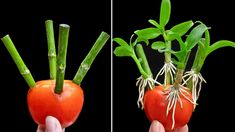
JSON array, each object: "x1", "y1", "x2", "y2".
[{"x1": 134, "y1": 0, "x2": 194, "y2": 85}]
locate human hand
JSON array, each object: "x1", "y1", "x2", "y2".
[
  {"x1": 149, "y1": 121, "x2": 188, "y2": 132},
  {"x1": 37, "y1": 116, "x2": 64, "y2": 132}
]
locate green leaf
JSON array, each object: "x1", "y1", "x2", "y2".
[
  {"x1": 135, "y1": 28, "x2": 161, "y2": 39},
  {"x1": 171, "y1": 57, "x2": 179, "y2": 65},
  {"x1": 205, "y1": 29, "x2": 210, "y2": 49},
  {"x1": 186, "y1": 24, "x2": 208, "y2": 51},
  {"x1": 148, "y1": 19, "x2": 161, "y2": 29},
  {"x1": 114, "y1": 46, "x2": 133, "y2": 57},
  {"x1": 172, "y1": 50, "x2": 185, "y2": 62},
  {"x1": 130, "y1": 34, "x2": 137, "y2": 47},
  {"x1": 169, "y1": 20, "x2": 194, "y2": 37},
  {"x1": 113, "y1": 38, "x2": 129, "y2": 47},
  {"x1": 166, "y1": 32, "x2": 186, "y2": 51},
  {"x1": 166, "y1": 31, "x2": 179, "y2": 41},
  {"x1": 207, "y1": 40, "x2": 235, "y2": 56},
  {"x1": 151, "y1": 41, "x2": 166, "y2": 50},
  {"x1": 134, "y1": 28, "x2": 162, "y2": 44},
  {"x1": 136, "y1": 37, "x2": 149, "y2": 45},
  {"x1": 160, "y1": 0, "x2": 171, "y2": 27},
  {"x1": 198, "y1": 40, "x2": 207, "y2": 58}
]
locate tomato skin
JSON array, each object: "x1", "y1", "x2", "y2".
[
  {"x1": 144, "y1": 85, "x2": 193, "y2": 131},
  {"x1": 27, "y1": 80, "x2": 84, "y2": 128}
]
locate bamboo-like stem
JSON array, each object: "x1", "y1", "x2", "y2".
[
  {"x1": 73, "y1": 31, "x2": 110, "y2": 85},
  {"x1": 135, "y1": 44, "x2": 152, "y2": 77},
  {"x1": 163, "y1": 31, "x2": 172, "y2": 85},
  {"x1": 132, "y1": 56, "x2": 149, "y2": 79},
  {"x1": 45, "y1": 20, "x2": 56, "y2": 79},
  {"x1": 164, "y1": 41, "x2": 172, "y2": 84},
  {"x1": 55, "y1": 24, "x2": 70, "y2": 94},
  {"x1": 1, "y1": 35, "x2": 36, "y2": 87},
  {"x1": 173, "y1": 69, "x2": 184, "y2": 86}
]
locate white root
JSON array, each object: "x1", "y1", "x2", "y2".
[
  {"x1": 155, "y1": 61, "x2": 176, "y2": 85},
  {"x1": 171, "y1": 96, "x2": 177, "y2": 130},
  {"x1": 182, "y1": 70, "x2": 206, "y2": 108},
  {"x1": 165, "y1": 85, "x2": 196, "y2": 130},
  {"x1": 136, "y1": 76, "x2": 161, "y2": 109}
]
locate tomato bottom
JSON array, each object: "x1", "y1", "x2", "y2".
[{"x1": 144, "y1": 85, "x2": 193, "y2": 130}]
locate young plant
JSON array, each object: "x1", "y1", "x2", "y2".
[
  {"x1": 183, "y1": 29, "x2": 235, "y2": 107},
  {"x1": 134, "y1": 0, "x2": 194, "y2": 85},
  {"x1": 114, "y1": 36, "x2": 160, "y2": 109},
  {"x1": 114, "y1": 0, "x2": 235, "y2": 131},
  {"x1": 144, "y1": 23, "x2": 208, "y2": 130},
  {"x1": 1, "y1": 20, "x2": 109, "y2": 128}
]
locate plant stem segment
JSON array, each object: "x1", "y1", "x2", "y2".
[
  {"x1": 55, "y1": 24, "x2": 70, "y2": 94},
  {"x1": 163, "y1": 32, "x2": 172, "y2": 85},
  {"x1": 187, "y1": 45, "x2": 205, "y2": 90},
  {"x1": 135, "y1": 44, "x2": 152, "y2": 77},
  {"x1": 132, "y1": 56, "x2": 149, "y2": 78},
  {"x1": 164, "y1": 40, "x2": 172, "y2": 84},
  {"x1": 73, "y1": 32, "x2": 110, "y2": 85},
  {"x1": 1, "y1": 35, "x2": 36, "y2": 87},
  {"x1": 191, "y1": 45, "x2": 204, "y2": 74},
  {"x1": 174, "y1": 69, "x2": 184, "y2": 86},
  {"x1": 45, "y1": 20, "x2": 56, "y2": 79}
]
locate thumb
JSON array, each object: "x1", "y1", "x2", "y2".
[
  {"x1": 45, "y1": 116, "x2": 63, "y2": 132},
  {"x1": 149, "y1": 121, "x2": 165, "y2": 132}
]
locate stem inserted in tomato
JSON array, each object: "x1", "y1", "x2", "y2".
[
  {"x1": 1, "y1": 35, "x2": 36, "y2": 88},
  {"x1": 135, "y1": 44, "x2": 161, "y2": 109},
  {"x1": 73, "y1": 32, "x2": 110, "y2": 85},
  {"x1": 45, "y1": 20, "x2": 57, "y2": 79},
  {"x1": 55, "y1": 24, "x2": 70, "y2": 94},
  {"x1": 173, "y1": 69, "x2": 184, "y2": 86}
]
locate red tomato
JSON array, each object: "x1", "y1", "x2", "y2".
[
  {"x1": 27, "y1": 80, "x2": 84, "y2": 128},
  {"x1": 144, "y1": 85, "x2": 193, "y2": 131}
]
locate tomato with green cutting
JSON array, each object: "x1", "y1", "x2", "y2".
[{"x1": 1, "y1": 20, "x2": 109, "y2": 128}]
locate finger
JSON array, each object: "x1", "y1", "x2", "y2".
[
  {"x1": 149, "y1": 121, "x2": 165, "y2": 132},
  {"x1": 36, "y1": 126, "x2": 45, "y2": 132},
  {"x1": 174, "y1": 125, "x2": 188, "y2": 132},
  {"x1": 45, "y1": 116, "x2": 63, "y2": 132}
]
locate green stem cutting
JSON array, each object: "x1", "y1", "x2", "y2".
[
  {"x1": 163, "y1": 32, "x2": 172, "y2": 84},
  {"x1": 135, "y1": 44, "x2": 152, "y2": 77},
  {"x1": 1, "y1": 35, "x2": 36, "y2": 88},
  {"x1": 73, "y1": 31, "x2": 110, "y2": 85},
  {"x1": 45, "y1": 20, "x2": 57, "y2": 79},
  {"x1": 164, "y1": 41, "x2": 172, "y2": 84},
  {"x1": 55, "y1": 24, "x2": 70, "y2": 94}
]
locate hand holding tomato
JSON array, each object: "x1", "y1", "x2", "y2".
[{"x1": 149, "y1": 121, "x2": 188, "y2": 132}]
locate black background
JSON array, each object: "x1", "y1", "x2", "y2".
[
  {"x1": 0, "y1": 0, "x2": 110, "y2": 131},
  {"x1": 114, "y1": 0, "x2": 235, "y2": 132}
]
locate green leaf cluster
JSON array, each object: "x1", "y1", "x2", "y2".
[{"x1": 113, "y1": 0, "x2": 235, "y2": 83}]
